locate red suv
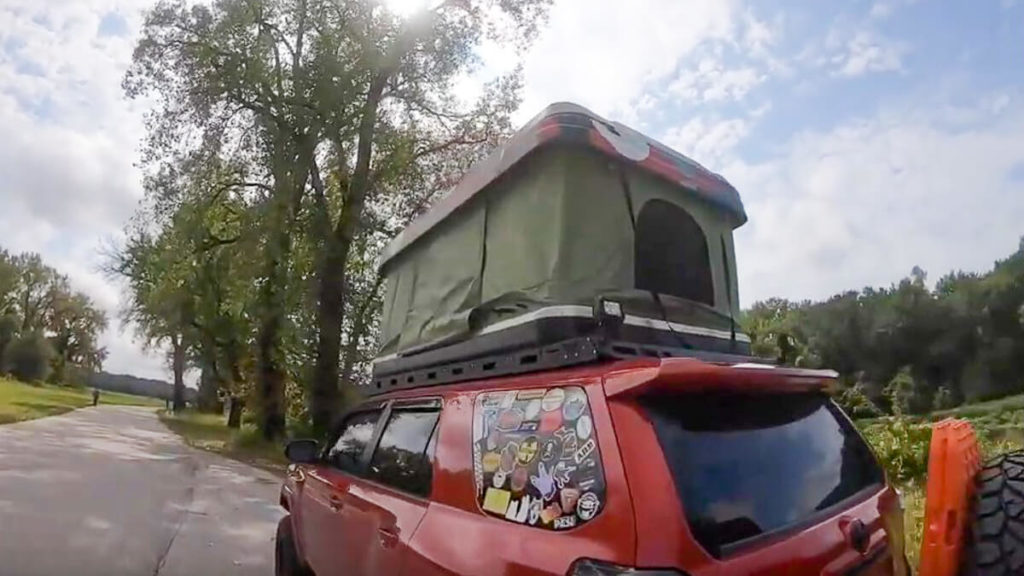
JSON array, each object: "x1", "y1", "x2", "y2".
[{"x1": 275, "y1": 357, "x2": 908, "y2": 576}]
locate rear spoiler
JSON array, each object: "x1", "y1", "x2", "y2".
[{"x1": 603, "y1": 358, "x2": 839, "y2": 397}]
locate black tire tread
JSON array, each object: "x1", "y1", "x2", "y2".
[
  {"x1": 965, "y1": 451, "x2": 1024, "y2": 576},
  {"x1": 276, "y1": 515, "x2": 315, "y2": 576}
]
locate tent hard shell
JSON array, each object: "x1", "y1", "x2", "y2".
[{"x1": 372, "y1": 102, "x2": 754, "y2": 391}]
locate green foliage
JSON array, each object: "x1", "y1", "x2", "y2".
[
  {"x1": 2, "y1": 332, "x2": 55, "y2": 383},
  {"x1": 0, "y1": 249, "x2": 107, "y2": 384},
  {"x1": 746, "y1": 238, "x2": 1024, "y2": 415},
  {"x1": 121, "y1": 0, "x2": 550, "y2": 437},
  {"x1": 859, "y1": 416, "x2": 932, "y2": 483},
  {"x1": 883, "y1": 367, "x2": 915, "y2": 416},
  {"x1": 836, "y1": 383, "x2": 881, "y2": 418}
]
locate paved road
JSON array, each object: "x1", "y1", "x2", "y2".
[{"x1": 0, "y1": 406, "x2": 285, "y2": 576}]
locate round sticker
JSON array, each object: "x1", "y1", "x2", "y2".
[
  {"x1": 493, "y1": 469, "x2": 508, "y2": 488},
  {"x1": 482, "y1": 452, "x2": 501, "y2": 473},
  {"x1": 516, "y1": 436, "x2": 539, "y2": 466},
  {"x1": 540, "y1": 410, "x2": 563, "y2": 433},
  {"x1": 575, "y1": 414, "x2": 593, "y2": 440},
  {"x1": 496, "y1": 408, "x2": 524, "y2": 432},
  {"x1": 562, "y1": 388, "x2": 587, "y2": 421},
  {"x1": 523, "y1": 399, "x2": 542, "y2": 421},
  {"x1": 576, "y1": 492, "x2": 600, "y2": 521},
  {"x1": 541, "y1": 388, "x2": 565, "y2": 412}
]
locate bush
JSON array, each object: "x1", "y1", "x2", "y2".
[
  {"x1": 836, "y1": 383, "x2": 882, "y2": 418},
  {"x1": 2, "y1": 332, "x2": 55, "y2": 383},
  {"x1": 859, "y1": 416, "x2": 932, "y2": 483}
]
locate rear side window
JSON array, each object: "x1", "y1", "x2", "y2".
[
  {"x1": 472, "y1": 386, "x2": 607, "y2": 531},
  {"x1": 643, "y1": 392, "x2": 884, "y2": 557},
  {"x1": 327, "y1": 410, "x2": 382, "y2": 473},
  {"x1": 367, "y1": 408, "x2": 440, "y2": 497}
]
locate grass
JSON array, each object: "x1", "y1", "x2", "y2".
[
  {"x1": 158, "y1": 408, "x2": 288, "y2": 475},
  {"x1": 932, "y1": 393, "x2": 1024, "y2": 419},
  {"x1": 0, "y1": 376, "x2": 164, "y2": 424}
]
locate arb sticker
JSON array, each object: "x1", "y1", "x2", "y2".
[{"x1": 473, "y1": 385, "x2": 606, "y2": 530}]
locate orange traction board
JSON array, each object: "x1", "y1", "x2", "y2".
[{"x1": 918, "y1": 418, "x2": 982, "y2": 576}]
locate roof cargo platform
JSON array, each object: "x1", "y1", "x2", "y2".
[{"x1": 371, "y1": 102, "x2": 754, "y2": 393}]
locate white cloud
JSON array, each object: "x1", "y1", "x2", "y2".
[
  {"x1": 729, "y1": 101, "x2": 1024, "y2": 305},
  {"x1": 518, "y1": 0, "x2": 740, "y2": 119},
  {"x1": 662, "y1": 117, "x2": 750, "y2": 171},
  {"x1": 832, "y1": 30, "x2": 907, "y2": 77},
  {"x1": 868, "y1": 2, "x2": 893, "y2": 20},
  {"x1": 667, "y1": 59, "x2": 765, "y2": 103},
  {"x1": 0, "y1": 0, "x2": 169, "y2": 382}
]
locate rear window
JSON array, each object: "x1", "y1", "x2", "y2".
[{"x1": 643, "y1": 392, "x2": 884, "y2": 557}]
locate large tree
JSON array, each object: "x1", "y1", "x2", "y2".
[
  {"x1": 126, "y1": 0, "x2": 549, "y2": 437},
  {"x1": 0, "y1": 248, "x2": 108, "y2": 383}
]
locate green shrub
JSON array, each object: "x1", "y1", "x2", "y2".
[
  {"x1": 2, "y1": 332, "x2": 55, "y2": 383},
  {"x1": 836, "y1": 383, "x2": 882, "y2": 418},
  {"x1": 883, "y1": 367, "x2": 915, "y2": 416},
  {"x1": 860, "y1": 416, "x2": 932, "y2": 483}
]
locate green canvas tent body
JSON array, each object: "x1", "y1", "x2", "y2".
[{"x1": 373, "y1": 102, "x2": 751, "y2": 385}]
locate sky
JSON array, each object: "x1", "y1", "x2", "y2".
[{"x1": 1, "y1": 0, "x2": 1023, "y2": 382}]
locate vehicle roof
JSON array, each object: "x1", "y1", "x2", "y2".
[
  {"x1": 379, "y1": 102, "x2": 747, "y2": 269},
  {"x1": 359, "y1": 357, "x2": 838, "y2": 403}
]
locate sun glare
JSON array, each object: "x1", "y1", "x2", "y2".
[{"x1": 383, "y1": 0, "x2": 429, "y2": 17}]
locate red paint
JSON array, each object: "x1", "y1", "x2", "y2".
[{"x1": 280, "y1": 358, "x2": 906, "y2": 575}]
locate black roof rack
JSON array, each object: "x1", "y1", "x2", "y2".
[{"x1": 363, "y1": 324, "x2": 767, "y2": 396}]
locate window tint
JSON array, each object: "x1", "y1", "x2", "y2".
[
  {"x1": 327, "y1": 410, "x2": 382, "y2": 473},
  {"x1": 634, "y1": 199, "x2": 714, "y2": 306},
  {"x1": 367, "y1": 409, "x2": 440, "y2": 497},
  {"x1": 642, "y1": 393, "x2": 883, "y2": 557}
]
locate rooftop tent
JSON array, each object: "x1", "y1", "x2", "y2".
[{"x1": 373, "y1": 102, "x2": 751, "y2": 384}]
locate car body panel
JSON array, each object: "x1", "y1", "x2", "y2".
[
  {"x1": 339, "y1": 479, "x2": 429, "y2": 576},
  {"x1": 300, "y1": 466, "x2": 357, "y2": 576},
  {"x1": 279, "y1": 357, "x2": 905, "y2": 576}
]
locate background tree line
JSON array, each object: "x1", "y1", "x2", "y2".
[
  {"x1": 745, "y1": 238, "x2": 1024, "y2": 416},
  {"x1": 110, "y1": 0, "x2": 550, "y2": 439},
  {"x1": 0, "y1": 249, "x2": 108, "y2": 385}
]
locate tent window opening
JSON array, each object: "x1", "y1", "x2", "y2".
[{"x1": 634, "y1": 199, "x2": 714, "y2": 306}]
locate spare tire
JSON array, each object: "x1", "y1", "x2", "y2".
[{"x1": 965, "y1": 451, "x2": 1024, "y2": 575}]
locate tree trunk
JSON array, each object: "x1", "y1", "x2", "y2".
[
  {"x1": 309, "y1": 78, "x2": 386, "y2": 434},
  {"x1": 255, "y1": 209, "x2": 290, "y2": 441},
  {"x1": 171, "y1": 334, "x2": 186, "y2": 412},
  {"x1": 254, "y1": 141, "x2": 310, "y2": 441},
  {"x1": 309, "y1": 239, "x2": 346, "y2": 434},
  {"x1": 197, "y1": 367, "x2": 221, "y2": 413}
]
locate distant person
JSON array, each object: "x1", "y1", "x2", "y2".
[{"x1": 92, "y1": 389, "x2": 100, "y2": 406}]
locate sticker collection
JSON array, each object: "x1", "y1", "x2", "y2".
[{"x1": 473, "y1": 386, "x2": 605, "y2": 530}]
